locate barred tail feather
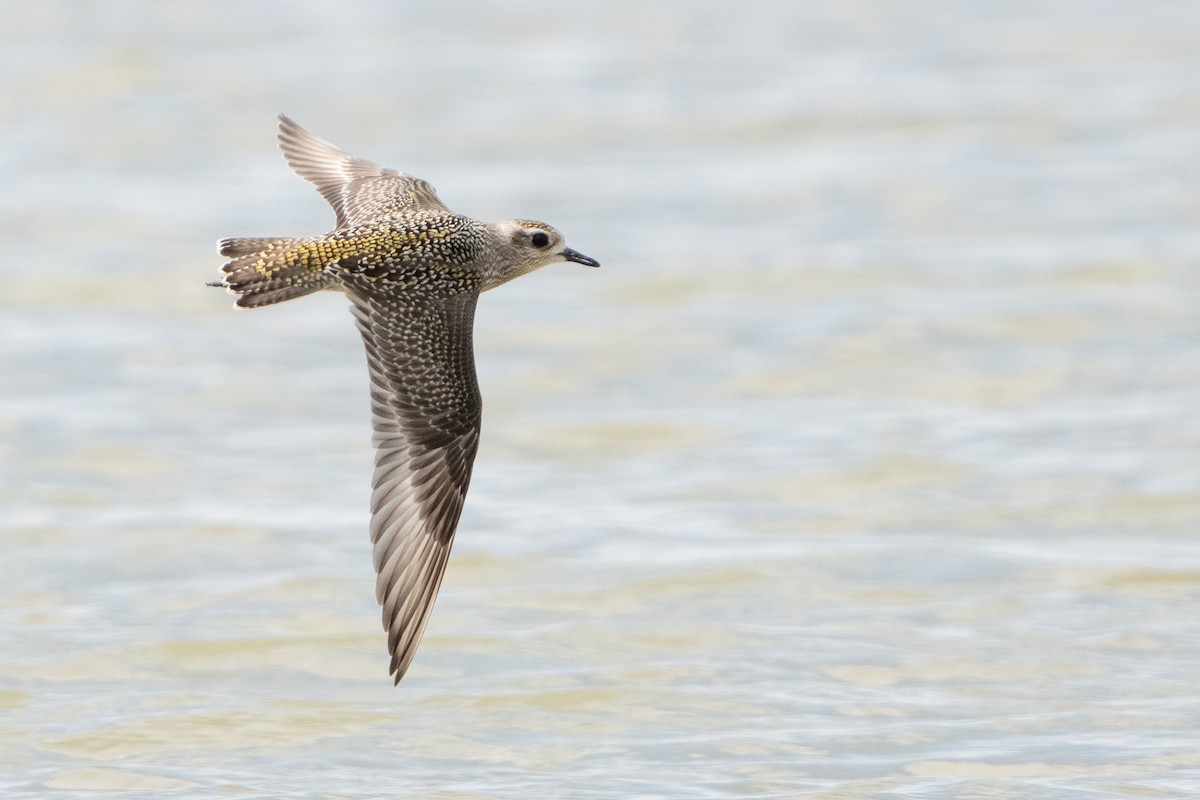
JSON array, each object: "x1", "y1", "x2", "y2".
[
  {"x1": 220, "y1": 237, "x2": 290, "y2": 258},
  {"x1": 214, "y1": 237, "x2": 336, "y2": 308}
]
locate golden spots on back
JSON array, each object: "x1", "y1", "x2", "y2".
[{"x1": 234, "y1": 213, "x2": 484, "y2": 296}]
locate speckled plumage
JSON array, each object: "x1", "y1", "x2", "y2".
[{"x1": 212, "y1": 116, "x2": 598, "y2": 684}]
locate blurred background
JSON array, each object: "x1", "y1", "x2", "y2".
[{"x1": 2, "y1": 1, "x2": 1200, "y2": 797}]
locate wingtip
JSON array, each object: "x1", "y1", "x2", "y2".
[
  {"x1": 277, "y1": 114, "x2": 299, "y2": 146},
  {"x1": 389, "y1": 657, "x2": 407, "y2": 686}
]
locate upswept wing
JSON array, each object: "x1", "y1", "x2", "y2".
[{"x1": 278, "y1": 115, "x2": 449, "y2": 228}]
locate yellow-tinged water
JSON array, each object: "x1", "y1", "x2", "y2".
[{"x1": 2, "y1": 1, "x2": 1200, "y2": 798}]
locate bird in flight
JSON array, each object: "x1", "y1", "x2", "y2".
[{"x1": 211, "y1": 116, "x2": 599, "y2": 683}]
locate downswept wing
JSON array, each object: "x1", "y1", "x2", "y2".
[
  {"x1": 347, "y1": 288, "x2": 482, "y2": 683},
  {"x1": 278, "y1": 115, "x2": 450, "y2": 228}
]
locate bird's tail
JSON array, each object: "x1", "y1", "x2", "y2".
[{"x1": 210, "y1": 237, "x2": 337, "y2": 308}]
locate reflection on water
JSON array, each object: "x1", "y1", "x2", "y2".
[{"x1": 3, "y1": 1, "x2": 1200, "y2": 798}]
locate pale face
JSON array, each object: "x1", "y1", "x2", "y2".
[
  {"x1": 506, "y1": 220, "x2": 567, "y2": 266},
  {"x1": 482, "y1": 220, "x2": 599, "y2": 290}
]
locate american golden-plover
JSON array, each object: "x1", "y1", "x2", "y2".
[{"x1": 211, "y1": 116, "x2": 598, "y2": 683}]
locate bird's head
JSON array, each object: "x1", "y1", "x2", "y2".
[{"x1": 481, "y1": 220, "x2": 599, "y2": 290}]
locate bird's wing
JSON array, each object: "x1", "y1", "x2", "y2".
[
  {"x1": 278, "y1": 115, "x2": 450, "y2": 228},
  {"x1": 347, "y1": 288, "x2": 482, "y2": 684}
]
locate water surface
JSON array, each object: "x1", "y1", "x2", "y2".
[{"x1": 2, "y1": 1, "x2": 1200, "y2": 798}]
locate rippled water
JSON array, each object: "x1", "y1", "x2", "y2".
[{"x1": 3, "y1": 1, "x2": 1200, "y2": 797}]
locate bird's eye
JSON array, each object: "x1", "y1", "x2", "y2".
[{"x1": 530, "y1": 232, "x2": 550, "y2": 248}]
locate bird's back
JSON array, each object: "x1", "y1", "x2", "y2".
[{"x1": 329, "y1": 214, "x2": 487, "y2": 298}]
